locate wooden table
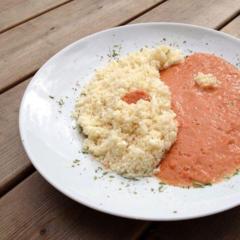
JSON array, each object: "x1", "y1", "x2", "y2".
[{"x1": 1, "y1": 0, "x2": 240, "y2": 239}]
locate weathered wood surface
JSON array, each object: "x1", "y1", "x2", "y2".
[
  {"x1": 141, "y1": 205, "x2": 240, "y2": 240},
  {"x1": 0, "y1": 79, "x2": 32, "y2": 195},
  {"x1": 0, "y1": 0, "x2": 72, "y2": 33},
  {"x1": 132, "y1": 0, "x2": 240, "y2": 29},
  {"x1": 0, "y1": 0, "x2": 163, "y2": 92},
  {"x1": 0, "y1": 173, "x2": 148, "y2": 240},
  {"x1": 222, "y1": 15, "x2": 240, "y2": 38}
]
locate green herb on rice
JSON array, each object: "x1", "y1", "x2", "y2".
[{"x1": 57, "y1": 98, "x2": 64, "y2": 106}]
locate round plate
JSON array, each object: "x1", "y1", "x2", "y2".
[{"x1": 19, "y1": 22, "x2": 240, "y2": 221}]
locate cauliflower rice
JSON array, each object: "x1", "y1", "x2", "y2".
[
  {"x1": 74, "y1": 46, "x2": 184, "y2": 177},
  {"x1": 194, "y1": 72, "x2": 219, "y2": 88}
]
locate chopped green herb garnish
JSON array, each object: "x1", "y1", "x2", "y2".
[
  {"x1": 192, "y1": 180, "x2": 205, "y2": 188},
  {"x1": 58, "y1": 99, "x2": 64, "y2": 106},
  {"x1": 159, "y1": 182, "x2": 166, "y2": 185},
  {"x1": 205, "y1": 183, "x2": 212, "y2": 186},
  {"x1": 82, "y1": 147, "x2": 89, "y2": 154},
  {"x1": 95, "y1": 167, "x2": 103, "y2": 173},
  {"x1": 49, "y1": 95, "x2": 54, "y2": 99},
  {"x1": 73, "y1": 159, "x2": 80, "y2": 164},
  {"x1": 233, "y1": 170, "x2": 239, "y2": 176},
  {"x1": 158, "y1": 185, "x2": 164, "y2": 192},
  {"x1": 123, "y1": 176, "x2": 139, "y2": 181},
  {"x1": 77, "y1": 125, "x2": 83, "y2": 133},
  {"x1": 112, "y1": 49, "x2": 118, "y2": 57},
  {"x1": 192, "y1": 180, "x2": 211, "y2": 188}
]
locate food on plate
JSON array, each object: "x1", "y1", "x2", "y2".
[
  {"x1": 74, "y1": 46, "x2": 183, "y2": 177},
  {"x1": 194, "y1": 72, "x2": 219, "y2": 88},
  {"x1": 74, "y1": 45, "x2": 240, "y2": 187},
  {"x1": 158, "y1": 53, "x2": 240, "y2": 186}
]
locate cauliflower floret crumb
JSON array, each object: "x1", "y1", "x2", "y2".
[{"x1": 194, "y1": 72, "x2": 219, "y2": 88}]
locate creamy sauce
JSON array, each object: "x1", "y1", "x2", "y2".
[
  {"x1": 122, "y1": 90, "x2": 151, "y2": 104},
  {"x1": 158, "y1": 53, "x2": 240, "y2": 186}
]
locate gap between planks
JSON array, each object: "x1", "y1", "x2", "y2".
[
  {"x1": 216, "y1": 10, "x2": 240, "y2": 30},
  {"x1": 0, "y1": 0, "x2": 74, "y2": 35}
]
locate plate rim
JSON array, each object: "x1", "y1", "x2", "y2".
[{"x1": 19, "y1": 22, "x2": 240, "y2": 221}]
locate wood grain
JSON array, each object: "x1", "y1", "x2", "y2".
[
  {"x1": 0, "y1": 79, "x2": 32, "y2": 195},
  {"x1": 132, "y1": 0, "x2": 240, "y2": 28},
  {"x1": 141, "y1": 206, "x2": 240, "y2": 240},
  {"x1": 222, "y1": 15, "x2": 240, "y2": 38},
  {"x1": 0, "y1": 0, "x2": 162, "y2": 93},
  {"x1": 0, "y1": 0, "x2": 72, "y2": 33},
  {"x1": 0, "y1": 172, "x2": 147, "y2": 240}
]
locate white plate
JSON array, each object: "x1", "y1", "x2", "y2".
[{"x1": 19, "y1": 23, "x2": 240, "y2": 221}]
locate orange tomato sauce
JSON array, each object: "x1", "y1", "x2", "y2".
[
  {"x1": 158, "y1": 53, "x2": 240, "y2": 187},
  {"x1": 122, "y1": 90, "x2": 151, "y2": 104}
]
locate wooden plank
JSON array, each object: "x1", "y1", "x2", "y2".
[
  {"x1": 141, "y1": 206, "x2": 240, "y2": 240},
  {"x1": 0, "y1": 172, "x2": 148, "y2": 240},
  {"x1": 0, "y1": 0, "x2": 72, "y2": 33},
  {"x1": 0, "y1": 0, "x2": 163, "y2": 93},
  {"x1": 132, "y1": 0, "x2": 240, "y2": 29},
  {"x1": 0, "y1": 79, "x2": 32, "y2": 195},
  {"x1": 222, "y1": 15, "x2": 240, "y2": 38}
]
